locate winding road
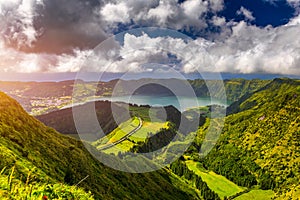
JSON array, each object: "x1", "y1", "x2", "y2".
[{"x1": 98, "y1": 117, "x2": 143, "y2": 150}]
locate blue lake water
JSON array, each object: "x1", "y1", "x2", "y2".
[{"x1": 94, "y1": 95, "x2": 229, "y2": 112}]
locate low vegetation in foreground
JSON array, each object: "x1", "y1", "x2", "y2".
[{"x1": 0, "y1": 166, "x2": 94, "y2": 199}]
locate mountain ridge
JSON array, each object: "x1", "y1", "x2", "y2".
[{"x1": 0, "y1": 78, "x2": 271, "y2": 115}]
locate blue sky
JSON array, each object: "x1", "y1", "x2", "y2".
[
  {"x1": 222, "y1": 0, "x2": 295, "y2": 27},
  {"x1": 0, "y1": 0, "x2": 300, "y2": 81},
  {"x1": 113, "y1": 0, "x2": 296, "y2": 37}
]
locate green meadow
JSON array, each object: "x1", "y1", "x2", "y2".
[
  {"x1": 94, "y1": 116, "x2": 168, "y2": 154},
  {"x1": 234, "y1": 189, "x2": 275, "y2": 200},
  {"x1": 185, "y1": 160, "x2": 245, "y2": 199}
]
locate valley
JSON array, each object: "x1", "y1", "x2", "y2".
[
  {"x1": 0, "y1": 78, "x2": 299, "y2": 199},
  {"x1": 2, "y1": 0, "x2": 300, "y2": 199}
]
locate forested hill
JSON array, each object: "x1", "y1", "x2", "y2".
[
  {"x1": 103, "y1": 78, "x2": 270, "y2": 101},
  {"x1": 0, "y1": 92, "x2": 197, "y2": 199},
  {"x1": 36, "y1": 101, "x2": 131, "y2": 139},
  {"x1": 200, "y1": 78, "x2": 300, "y2": 199},
  {"x1": 0, "y1": 78, "x2": 270, "y2": 115},
  {"x1": 36, "y1": 102, "x2": 190, "y2": 140},
  {"x1": 189, "y1": 78, "x2": 271, "y2": 101}
]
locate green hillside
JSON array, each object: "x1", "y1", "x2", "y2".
[
  {"x1": 93, "y1": 117, "x2": 168, "y2": 154},
  {"x1": 0, "y1": 92, "x2": 200, "y2": 199},
  {"x1": 1, "y1": 78, "x2": 299, "y2": 199},
  {"x1": 199, "y1": 78, "x2": 300, "y2": 198},
  {"x1": 189, "y1": 79, "x2": 271, "y2": 101},
  {"x1": 0, "y1": 166, "x2": 94, "y2": 199},
  {"x1": 37, "y1": 101, "x2": 131, "y2": 140},
  {"x1": 185, "y1": 160, "x2": 245, "y2": 198}
]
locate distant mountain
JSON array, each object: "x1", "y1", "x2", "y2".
[
  {"x1": 197, "y1": 78, "x2": 300, "y2": 199},
  {"x1": 0, "y1": 78, "x2": 270, "y2": 115},
  {"x1": 106, "y1": 79, "x2": 271, "y2": 102},
  {"x1": 0, "y1": 92, "x2": 199, "y2": 199},
  {"x1": 189, "y1": 78, "x2": 271, "y2": 101}
]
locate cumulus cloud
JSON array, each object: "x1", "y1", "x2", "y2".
[
  {"x1": 2, "y1": 17, "x2": 300, "y2": 75},
  {"x1": 74, "y1": 18, "x2": 300, "y2": 75},
  {"x1": 0, "y1": 0, "x2": 44, "y2": 47},
  {"x1": 236, "y1": 6, "x2": 255, "y2": 22},
  {"x1": 0, "y1": 0, "x2": 300, "y2": 76},
  {"x1": 1, "y1": 0, "x2": 224, "y2": 54},
  {"x1": 286, "y1": 0, "x2": 300, "y2": 7},
  {"x1": 100, "y1": 0, "x2": 224, "y2": 32}
]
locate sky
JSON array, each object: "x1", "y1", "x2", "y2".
[{"x1": 0, "y1": 0, "x2": 300, "y2": 81}]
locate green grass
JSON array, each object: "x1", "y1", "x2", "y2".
[
  {"x1": 107, "y1": 117, "x2": 139, "y2": 143},
  {"x1": 129, "y1": 121, "x2": 168, "y2": 142},
  {"x1": 203, "y1": 78, "x2": 300, "y2": 196},
  {"x1": 102, "y1": 121, "x2": 168, "y2": 155},
  {"x1": 129, "y1": 106, "x2": 152, "y2": 121},
  {"x1": 234, "y1": 189, "x2": 275, "y2": 200},
  {"x1": 95, "y1": 117, "x2": 168, "y2": 155},
  {"x1": 93, "y1": 117, "x2": 139, "y2": 147},
  {"x1": 184, "y1": 106, "x2": 210, "y2": 120},
  {"x1": 166, "y1": 169, "x2": 202, "y2": 199},
  {"x1": 185, "y1": 160, "x2": 245, "y2": 199},
  {"x1": 102, "y1": 140, "x2": 133, "y2": 154},
  {"x1": 0, "y1": 167, "x2": 94, "y2": 199},
  {"x1": 0, "y1": 92, "x2": 198, "y2": 200}
]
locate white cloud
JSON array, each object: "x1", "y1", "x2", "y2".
[
  {"x1": 181, "y1": 0, "x2": 208, "y2": 20},
  {"x1": 0, "y1": 0, "x2": 108, "y2": 54},
  {"x1": 100, "y1": 2, "x2": 130, "y2": 25},
  {"x1": 211, "y1": 16, "x2": 226, "y2": 26},
  {"x1": 209, "y1": 0, "x2": 224, "y2": 12},
  {"x1": 2, "y1": 16, "x2": 300, "y2": 76},
  {"x1": 108, "y1": 19, "x2": 300, "y2": 75},
  {"x1": 0, "y1": 0, "x2": 300, "y2": 76},
  {"x1": 286, "y1": 14, "x2": 300, "y2": 25},
  {"x1": 286, "y1": 0, "x2": 300, "y2": 7},
  {"x1": 236, "y1": 6, "x2": 255, "y2": 22},
  {"x1": 147, "y1": 1, "x2": 177, "y2": 27},
  {"x1": 0, "y1": 0, "x2": 44, "y2": 47},
  {"x1": 99, "y1": 0, "x2": 222, "y2": 32}
]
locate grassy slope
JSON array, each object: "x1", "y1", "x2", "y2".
[
  {"x1": 94, "y1": 116, "x2": 168, "y2": 155},
  {"x1": 189, "y1": 79, "x2": 271, "y2": 101},
  {"x1": 106, "y1": 117, "x2": 140, "y2": 143},
  {"x1": 130, "y1": 121, "x2": 168, "y2": 142},
  {"x1": 37, "y1": 101, "x2": 131, "y2": 139},
  {"x1": 92, "y1": 117, "x2": 140, "y2": 154},
  {"x1": 0, "y1": 92, "x2": 198, "y2": 199},
  {"x1": 185, "y1": 160, "x2": 244, "y2": 199},
  {"x1": 234, "y1": 189, "x2": 274, "y2": 200},
  {"x1": 0, "y1": 167, "x2": 94, "y2": 199},
  {"x1": 203, "y1": 78, "x2": 300, "y2": 198}
]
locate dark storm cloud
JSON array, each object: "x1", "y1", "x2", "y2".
[
  {"x1": 6, "y1": 0, "x2": 108, "y2": 54},
  {"x1": 32, "y1": 0, "x2": 108, "y2": 54}
]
